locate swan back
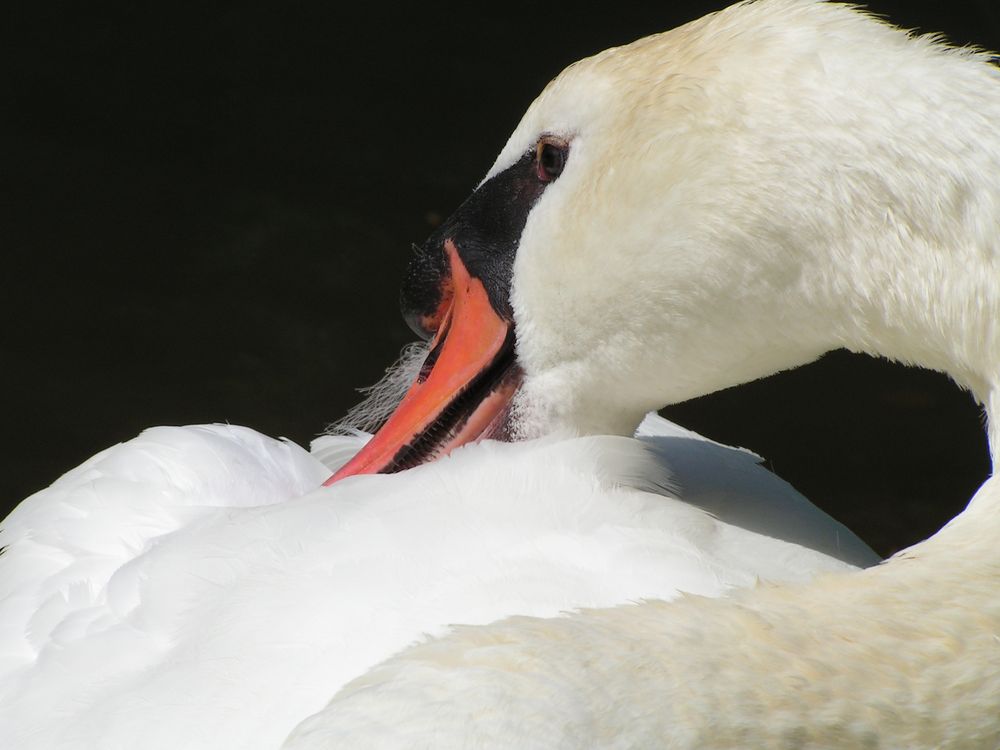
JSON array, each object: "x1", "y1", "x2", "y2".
[{"x1": 0, "y1": 417, "x2": 875, "y2": 749}]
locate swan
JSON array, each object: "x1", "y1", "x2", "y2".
[
  {"x1": 264, "y1": 0, "x2": 1000, "y2": 747},
  {"x1": 0, "y1": 6, "x2": 884, "y2": 740}
]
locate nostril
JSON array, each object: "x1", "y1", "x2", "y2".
[
  {"x1": 402, "y1": 283, "x2": 453, "y2": 340},
  {"x1": 400, "y1": 240, "x2": 453, "y2": 340},
  {"x1": 402, "y1": 310, "x2": 435, "y2": 341}
]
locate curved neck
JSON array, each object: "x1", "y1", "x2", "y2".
[
  {"x1": 822, "y1": 245, "x2": 1000, "y2": 468},
  {"x1": 813, "y1": 194, "x2": 1000, "y2": 518},
  {"x1": 764, "y1": 41, "x2": 1000, "y2": 474}
]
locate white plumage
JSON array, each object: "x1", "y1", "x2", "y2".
[
  {"x1": 0, "y1": 418, "x2": 872, "y2": 748},
  {"x1": 6, "y1": 0, "x2": 1000, "y2": 746}
]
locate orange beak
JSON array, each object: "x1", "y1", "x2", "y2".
[{"x1": 325, "y1": 241, "x2": 520, "y2": 484}]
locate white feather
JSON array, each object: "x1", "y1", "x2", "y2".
[{"x1": 0, "y1": 415, "x2": 873, "y2": 749}]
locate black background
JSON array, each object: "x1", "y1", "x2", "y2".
[{"x1": 5, "y1": 1, "x2": 998, "y2": 557}]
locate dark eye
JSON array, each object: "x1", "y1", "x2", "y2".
[{"x1": 535, "y1": 137, "x2": 568, "y2": 182}]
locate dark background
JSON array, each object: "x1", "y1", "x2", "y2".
[{"x1": 4, "y1": 1, "x2": 998, "y2": 557}]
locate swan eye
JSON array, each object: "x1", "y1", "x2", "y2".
[{"x1": 535, "y1": 137, "x2": 568, "y2": 182}]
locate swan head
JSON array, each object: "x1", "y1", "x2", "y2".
[{"x1": 329, "y1": 0, "x2": 1000, "y2": 481}]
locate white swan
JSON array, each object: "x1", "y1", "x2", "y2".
[
  {"x1": 271, "y1": 0, "x2": 1000, "y2": 747},
  {"x1": 0, "y1": 31, "x2": 881, "y2": 743}
]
